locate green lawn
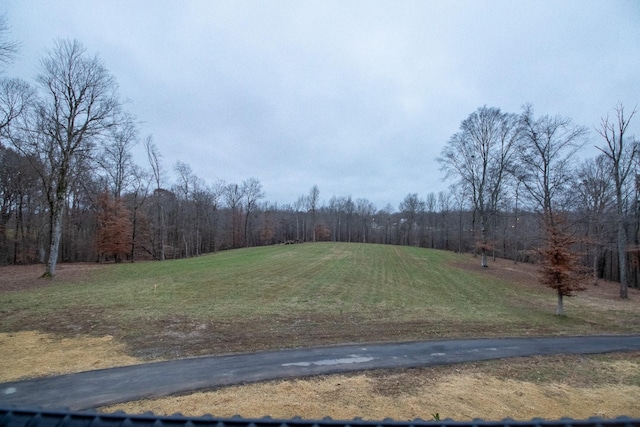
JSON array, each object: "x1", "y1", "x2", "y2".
[{"x1": 1, "y1": 242, "x2": 635, "y2": 358}]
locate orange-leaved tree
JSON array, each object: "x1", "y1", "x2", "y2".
[
  {"x1": 95, "y1": 191, "x2": 132, "y2": 263},
  {"x1": 537, "y1": 214, "x2": 587, "y2": 316}
]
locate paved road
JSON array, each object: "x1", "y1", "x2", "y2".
[{"x1": 2, "y1": 335, "x2": 640, "y2": 410}]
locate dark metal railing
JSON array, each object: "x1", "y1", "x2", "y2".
[{"x1": 1, "y1": 406, "x2": 639, "y2": 427}]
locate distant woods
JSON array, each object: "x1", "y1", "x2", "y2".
[{"x1": 0, "y1": 26, "x2": 638, "y2": 299}]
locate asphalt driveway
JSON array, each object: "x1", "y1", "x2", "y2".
[{"x1": 2, "y1": 335, "x2": 640, "y2": 410}]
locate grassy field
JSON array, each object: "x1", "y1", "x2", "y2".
[
  {"x1": 1, "y1": 242, "x2": 637, "y2": 360},
  {"x1": 1, "y1": 242, "x2": 640, "y2": 420}
]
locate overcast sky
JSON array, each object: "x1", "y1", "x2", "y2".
[{"x1": 3, "y1": 1, "x2": 640, "y2": 209}]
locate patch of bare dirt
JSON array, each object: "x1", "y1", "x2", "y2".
[
  {"x1": 5, "y1": 305, "x2": 122, "y2": 337},
  {"x1": 118, "y1": 315, "x2": 546, "y2": 361},
  {"x1": 4, "y1": 305, "x2": 537, "y2": 361},
  {"x1": 0, "y1": 263, "x2": 107, "y2": 293}
]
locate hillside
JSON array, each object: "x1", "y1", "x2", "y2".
[{"x1": 1, "y1": 243, "x2": 636, "y2": 361}]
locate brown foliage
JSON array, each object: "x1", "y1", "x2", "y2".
[
  {"x1": 95, "y1": 191, "x2": 132, "y2": 262},
  {"x1": 260, "y1": 218, "x2": 275, "y2": 245},
  {"x1": 474, "y1": 240, "x2": 494, "y2": 252},
  {"x1": 628, "y1": 246, "x2": 640, "y2": 269},
  {"x1": 315, "y1": 223, "x2": 331, "y2": 241},
  {"x1": 537, "y1": 215, "x2": 587, "y2": 297}
]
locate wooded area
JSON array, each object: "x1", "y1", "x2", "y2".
[{"x1": 0, "y1": 27, "x2": 638, "y2": 297}]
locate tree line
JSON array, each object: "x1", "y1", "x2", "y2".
[{"x1": 0, "y1": 25, "x2": 638, "y2": 306}]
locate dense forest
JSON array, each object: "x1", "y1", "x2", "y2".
[{"x1": 0, "y1": 28, "x2": 638, "y2": 300}]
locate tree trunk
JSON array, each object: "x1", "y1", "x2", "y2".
[
  {"x1": 38, "y1": 239, "x2": 46, "y2": 263},
  {"x1": 617, "y1": 223, "x2": 628, "y2": 298},
  {"x1": 183, "y1": 235, "x2": 188, "y2": 257},
  {"x1": 130, "y1": 205, "x2": 137, "y2": 262},
  {"x1": 614, "y1": 180, "x2": 629, "y2": 298},
  {"x1": 592, "y1": 245, "x2": 599, "y2": 286},
  {"x1": 480, "y1": 219, "x2": 488, "y2": 268},
  {"x1": 556, "y1": 290, "x2": 564, "y2": 316},
  {"x1": 159, "y1": 205, "x2": 165, "y2": 260},
  {"x1": 46, "y1": 201, "x2": 64, "y2": 277}
]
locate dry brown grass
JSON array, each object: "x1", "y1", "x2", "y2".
[
  {"x1": 0, "y1": 331, "x2": 140, "y2": 382},
  {"x1": 103, "y1": 357, "x2": 640, "y2": 421}
]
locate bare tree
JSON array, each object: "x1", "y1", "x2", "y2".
[
  {"x1": 144, "y1": 136, "x2": 166, "y2": 260},
  {"x1": 0, "y1": 15, "x2": 31, "y2": 136},
  {"x1": 308, "y1": 184, "x2": 320, "y2": 242},
  {"x1": 0, "y1": 146, "x2": 21, "y2": 263},
  {"x1": 126, "y1": 164, "x2": 150, "y2": 262},
  {"x1": 204, "y1": 180, "x2": 225, "y2": 252},
  {"x1": 344, "y1": 196, "x2": 355, "y2": 242},
  {"x1": 576, "y1": 155, "x2": 614, "y2": 285},
  {"x1": 242, "y1": 178, "x2": 264, "y2": 247},
  {"x1": 424, "y1": 192, "x2": 436, "y2": 248},
  {"x1": 189, "y1": 175, "x2": 208, "y2": 255},
  {"x1": 224, "y1": 182, "x2": 244, "y2": 248},
  {"x1": 293, "y1": 195, "x2": 306, "y2": 242},
  {"x1": 436, "y1": 190, "x2": 451, "y2": 250},
  {"x1": 596, "y1": 103, "x2": 638, "y2": 298},
  {"x1": 0, "y1": 18, "x2": 36, "y2": 263},
  {"x1": 328, "y1": 196, "x2": 345, "y2": 242},
  {"x1": 355, "y1": 198, "x2": 375, "y2": 243},
  {"x1": 0, "y1": 78, "x2": 34, "y2": 136},
  {"x1": 10, "y1": 40, "x2": 121, "y2": 276},
  {"x1": 518, "y1": 105, "x2": 588, "y2": 314},
  {"x1": 448, "y1": 184, "x2": 471, "y2": 254},
  {"x1": 98, "y1": 114, "x2": 138, "y2": 199},
  {"x1": 518, "y1": 105, "x2": 586, "y2": 220},
  {"x1": 0, "y1": 79, "x2": 35, "y2": 263},
  {"x1": 399, "y1": 193, "x2": 424, "y2": 246},
  {"x1": 376, "y1": 204, "x2": 395, "y2": 245},
  {"x1": 438, "y1": 106, "x2": 520, "y2": 267},
  {"x1": 174, "y1": 161, "x2": 195, "y2": 256},
  {"x1": 0, "y1": 14, "x2": 19, "y2": 70}
]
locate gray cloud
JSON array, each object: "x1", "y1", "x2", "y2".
[{"x1": 4, "y1": 0, "x2": 640, "y2": 209}]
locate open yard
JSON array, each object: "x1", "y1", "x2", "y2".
[{"x1": 1, "y1": 243, "x2": 639, "y2": 420}]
